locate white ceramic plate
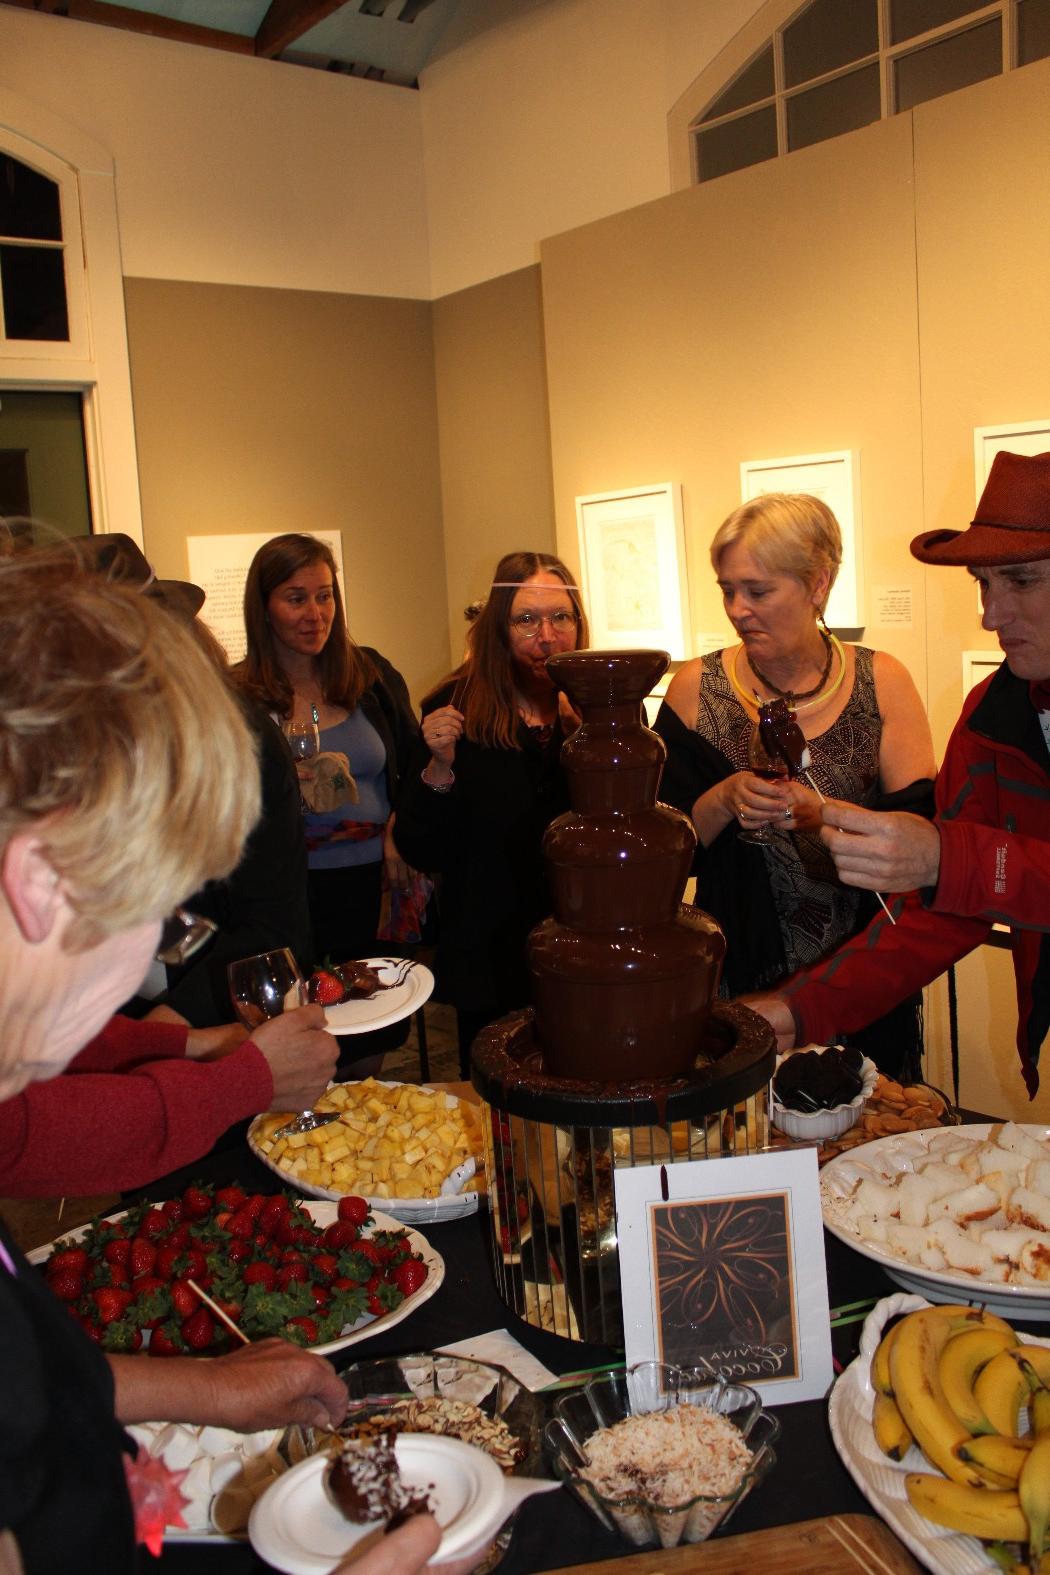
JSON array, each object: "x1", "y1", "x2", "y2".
[
  {"x1": 249, "y1": 1436, "x2": 560, "y2": 1574},
  {"x1": 322, "y1": 958, "x2": 434, "y2": 1034},
  {"x1": 829, "y1": 1292, "x2": 1050, "y2": 1575},
  {"x1": 248, "y1": 1082, "x2": 482, "y2": 1225},
  {"x1": 821, "y1": 1123, "x2": 1050, "y2": 1321},
  {"x1": 28, "y1": 1203, "x2": 445, "y2": 1358}
]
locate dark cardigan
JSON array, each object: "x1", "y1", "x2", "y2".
[{"x1": 393, "y1": 683, "x2": 571, "y2": 1015}]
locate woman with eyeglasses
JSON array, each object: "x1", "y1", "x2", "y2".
[{"x1": 394, "y1": 551, "x2": 588, "y2": 1074}]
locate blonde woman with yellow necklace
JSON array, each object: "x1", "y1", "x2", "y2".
[{"x1": 654, "y1": 493, "x2": 935, "y2": 1078}]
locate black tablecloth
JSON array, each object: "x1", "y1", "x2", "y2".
[{"x1": 134, "y1": 1127, "x2": 1023, "y2": 1574}]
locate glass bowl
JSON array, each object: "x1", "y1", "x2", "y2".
[
  {"x1": 544, "y1": 1362, "x2": 779, "y2": 1548},
  {"x1": 337, "y1": 1353, "x2": 545, "y2": 1479},
  {"x1": 771, "y1": 1047, "x2": 878, "y2": 1141}
]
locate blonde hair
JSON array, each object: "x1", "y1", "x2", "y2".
[
  {"x1": 710, "y1": 493, "x2": 842, "y2": 611},
  {"x1": 0, "y1": 551, "x2": 260, "y2": 950}
]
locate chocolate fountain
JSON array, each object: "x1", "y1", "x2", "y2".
[{"x1": 472, "y1": 650, "x2": 776, "y2": 1347}]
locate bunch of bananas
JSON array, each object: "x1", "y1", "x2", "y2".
[{"x1": 869, "y1": 1303, "x2": 1050, "y2": 1571}]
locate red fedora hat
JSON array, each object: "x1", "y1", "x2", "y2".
[{"x1": 911, "y1": 450, "x2": 1050, "y2": 566}]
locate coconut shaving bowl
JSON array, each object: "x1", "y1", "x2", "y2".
[{"x1": 544, "y1": 1362, "x2": 779, "y2": 1549}]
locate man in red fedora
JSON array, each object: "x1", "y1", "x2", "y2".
[{"x1": 750, "y1": 450, "x2": 1050, "y2": 1094}]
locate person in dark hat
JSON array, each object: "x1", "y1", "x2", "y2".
[
  {"x1": 69, "y1": 530, "x2": 207, "y2": 620},
  {"x1": 748, "y1": 450, "x2": 1050, "y2": 1095}
]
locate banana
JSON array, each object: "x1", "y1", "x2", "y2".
[
  {"x1": 1028, "y1": 1374, "x2": 1050, "y2": 1440},
  {"x1": 977, "y1": 1348, "x2": 1050, "y2": 1439},
  {"x1": 889, "y1": 1309, "x2": 988, "y2": 1486},
  {"x1": 904, "y1": 1472, "x2": 1028, "y2": 1541},
  {"x1": 1019, "y1": 1435, "x2": 1050, "y2": 1566},
  {"x1": 939, "y1": 1325, "x2": 1017, "y2": 1434},
  {"x1": 871, "y1": 1320, "x2": 902, "y2": 1398},
  {"x1": 956, "y1": 1432, "x2": 1033, "y2": 1488},
  {"x1": 872, "y1": 1390, "x2": 913, "y2": 1460}
]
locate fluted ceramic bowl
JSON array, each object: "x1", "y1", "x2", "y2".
[
  {"x1": 771, "y1": 1046, "x2": 878, "y2": 1141},
  {"x1": 544, "y1": 1362, "x2": 778, "y2": 1549}
]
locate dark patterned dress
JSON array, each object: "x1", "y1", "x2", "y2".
[{"x1": 695, "y1": 646, "x2": 882, "y2": 974}]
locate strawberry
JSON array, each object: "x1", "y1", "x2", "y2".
[
  {"x1": 214, "y1": 1185, "x2": 247, "y2": 1210},
  {"x1": 148, "y1": 1323, "x2": 183, "y2": 1357},
  {"x1": 309, "y1": 1252, "x2": 339, "y2": 1285},
  {"x1": 310, "y1": 1284, "x2": 331, "y2": 1310},
  {"x1": 48, "y1": 1267, "x2": 85, "y2": 1302},
  {"x1": 225, "y1": 1209, "x2": 255, "y2": 1239},
  {"x1": 351, "y1": 1240, "x2": 386, "y2": 1272},
  {"x1": 181, "y1": 1184, "x2": 212, "y2": 1221},
  {"x1": 170, "y1": 1279, "x2": 198, "y2": 1321},
  {"x1": 180, "y1": 1308, "x2": 215, "y2": 1350},
  {"x1": 227, "y1": 1239, "x2": 252, "y2": 1263},
  {"x1": 47, "y1": 1246, "x2": 89, "y2": 1277},
  {"x1": 308, "y1": 969, "x2": 345, "y2": 1006},
  {"x1": 103, "y1": 1239, "x2": 131, "y2": 1268},
  {"x1": 242, "y1": 1262, "x2": 277, "y2": 1290},
  {"x1": 337, "y1": 1196, "x2": 370, "y2": 1227},
  {"x1": 92, "y1": 1286, "x2": 134, "y2": 1325},
  {"x1": 259, "y1": 1196, "x2": 290, "y2": 1233},
  {"x1": 160, "y1": 1197, "x2": 184, "y2": 1224},
  {"x1": 365, "y1": 1275, "x2": 390, "y2": 1318},
  {"x1": 129, "y1": 1237, "x2": 157, "y2": 1279},
  {"x1": 322, "y1": 1221, "x2": 359, "y2": 1251},
  {"x1": 393, "y1": 1259, "x2": 427, "y2": 1297},
  {"x1": 277, "y1": 1262, "x2": 309, "y2": 1290},
  {"x1": 155, "y1": 1244, "x2": 182, "y2": 1281},
  {"x1": 283, "y1": 1315, "x2": 318, "y2": 1345},
  {"x1": 137, "y1": 1207, "x2": 169, "y2": 1238}
]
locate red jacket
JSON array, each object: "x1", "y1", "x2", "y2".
[
  {"x1": 785, "y1": 664, "x2": 1050, "y2": 1095},
  {"x1": 0, "y1": 1016, "x2": 273, "y2": 1197}
]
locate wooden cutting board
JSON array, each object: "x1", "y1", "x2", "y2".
[{"x1": 543, "y1": 1515, "x2": 921, "y2": 1575}]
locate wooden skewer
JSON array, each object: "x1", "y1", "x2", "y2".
[
  {"x1": 187, "y1": 1277, "x2": 251, "y2": 1345},
  {"x1": 801, "y1": 769, "x2": 896, "y2": 926}
]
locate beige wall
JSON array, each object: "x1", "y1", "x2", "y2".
[
  {"x1": 432, "y1": 265, "x2": 556, "y2": 659},
  {"x1": 420, "y1": 0, "x2": 765, "y2": 297},
  {"x1": 123, "y1": 279, "x2": 447, "y2": 701},
  {"x1": 0, "y1": 7, "x2": 429, "y2": 297}
]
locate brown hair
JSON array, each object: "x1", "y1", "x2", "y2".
[
  {"x1": 234, "y1": 533, "x2": 376, "y2": 717},
  {"x1": 426, "y1": 551, "x2": 589, "y2": 749},
  {"x1": 0, "y1": 551, "x2": 258, "y2": 950}
]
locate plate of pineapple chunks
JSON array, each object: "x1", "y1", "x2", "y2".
[{"x1": 248, "y1": 1078, "x2": 486, "y2": 1223}]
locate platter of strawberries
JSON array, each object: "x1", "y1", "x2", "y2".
[
  {"x1": 307, "y1": 956, "x2": 434, "y2": 1034},
  {"x1": 29, "y1": 1182, "x2": 444, "y2": 1359}
]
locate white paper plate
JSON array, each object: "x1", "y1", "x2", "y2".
[
  {"x1": 829, "y1": 1292, "x2": 1050, "y2": 1575},
  {"x1": 28, "y1": 1203, "x2": 444, "y2": 1358},
  {"x1": 249, "y1": 1435, "x2": 560, "y2": 1573},
  {"x1": 322, "y1": 958, "x2": 434, "y2": 1034},
  {"x1": 821, "y1": 1123, "x2": 1050, "y2": 1321},
  {"x1": 248, "y1": 1082, "x2": 482, "y2": 1225}
]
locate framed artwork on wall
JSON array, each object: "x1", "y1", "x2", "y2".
[
  {"x1": 962, "y1": 648, "x2": 1003, "y2": 699},
  {"x1": 974, "y1": 419, "x2": 1050, "y2": 493},
  {"x1": 740, "y1": 449, "x2": 862, "y2": 628},
  {"x1": 575, "y1": 482, "x2": 691, "y2": 660}
]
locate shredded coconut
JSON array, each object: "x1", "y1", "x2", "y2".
[{"x1": 578, "y1": 1406, "x2": 752, "y2": 1506}]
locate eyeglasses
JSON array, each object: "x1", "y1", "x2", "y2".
[
  {"x1": 508, "y1": 610, "x2": 578, "y2": 640},
  {"x1": 155, "y1": 907, "x2": 218, "y2": 966}
]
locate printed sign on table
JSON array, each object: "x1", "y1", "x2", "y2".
[{"x1": 616, "y1": 1147, "x2": 832, "y2": 1404}]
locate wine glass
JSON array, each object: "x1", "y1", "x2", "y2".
[
  {"x1": 283, "y1": 719, "x2": 320, "y2": 764},
  {"x1": 227, "y1": 947, "x2": 304, "y2": 1031},
  {"x1": 739, "y1": 722, "x2": 790, "y2": 846}
]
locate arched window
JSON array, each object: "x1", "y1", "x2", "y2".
[
  {"x1": 674, "y1": 0, "x2": 1050, "y2": 188},
  {"x1": 0, "y1": 98, "x2": 142, "y2": 541}
]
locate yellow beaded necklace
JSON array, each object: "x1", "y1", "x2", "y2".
[{"x1": 728, "y1": 631, "x2": 847, "y2": 715}]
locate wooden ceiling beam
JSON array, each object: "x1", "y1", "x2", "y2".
[
  {"x1": 0, "y1": 0, "x2": 252, "y2": 53},
  {"x1": 255, "y1": 0, "x2": 351, "y2": 59}
]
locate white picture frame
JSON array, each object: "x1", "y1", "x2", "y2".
[
  {"x1": 974, "y1": 419, "x2": 1050, "y2": 495},
  {"x1": 614, "y1": 1147, "x2": 833, "y2": 1406},
  {"x1": 575, "y1": 483, "x2": 691, "y2": 659},
  {"x1": 740, "y1": 449, "x2": 862, "y2": 628},
  {"x1": 962, "y1": 648, "x2": 1003, "y2": 698}
]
